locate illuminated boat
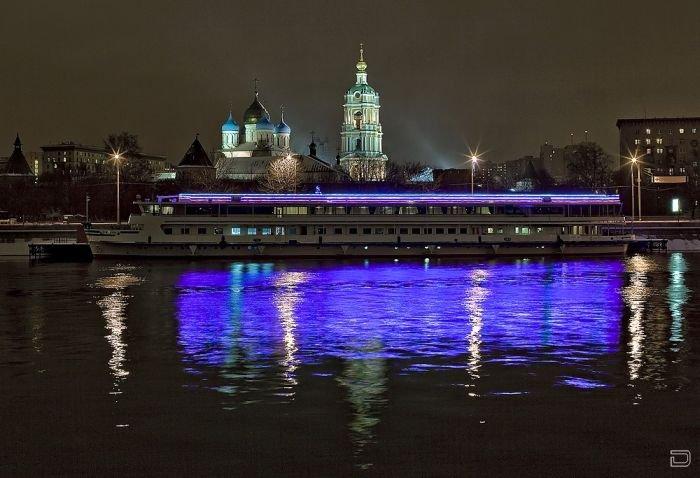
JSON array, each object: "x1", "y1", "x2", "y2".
[{"x1": 86, "y1": 192, "x2": 633, "y2": 257}]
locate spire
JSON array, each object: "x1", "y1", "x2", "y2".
[
  {"x1": 14, "y1": 133, "x2": 21, "y2": 150},
  {"x1": 253, "y1": 78, "x2": 259, "y2": 97},
  {"x1": 280, "y1": 105, "x2": 285, "y2": 123},
  {"x1": 356, "y1": 43, "x2": 367, "y2": 72}
]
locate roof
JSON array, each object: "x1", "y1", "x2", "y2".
[
  {"x1": 616, "y1": 117, "x2": 700, "y2": 128},
  {"x1": 178, "y1": 137, "x2": 213, "y2": 168},
  {"x1": 156, "y1": 192, "x2": 622, "y2": 207},
  {"x1": 243, "y1": 94, "x2": 268, "y2": 124},
  {"x1": 221, "y1": 112, "x2": 239, "y2": 132},
  {"x1": 4, "y1": 135, "x2": 33, "y2": 176}
]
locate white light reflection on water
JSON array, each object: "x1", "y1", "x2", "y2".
[
  {"x1": 95, "y1": 268, "x2": 141, "y2": 393},
  {"x1": 623, "y1": 255, "x2": 652, "y2": 384},
  {"x1": 464, "y1": 268, "x2": 488, "y2": 391},
  {"x1": 273, "y1": 271, "x2": 309, "y2": 393}
]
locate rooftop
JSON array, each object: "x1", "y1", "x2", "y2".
[{"x1": 155, "y1": 193, "x2": 621, "y2": 206}]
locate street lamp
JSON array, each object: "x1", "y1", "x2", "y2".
[
  {"x1": 470, "y1": 154, "x2": 479, "y2": 194},
  {"x1": 629, "y1": 154, "x2": 642, "y2": 222},
  {"x1": 628, "y1": 155, "x2": 636, "y2": 222},
  {"x1": 110, "y1": 151, "x2": 123, "y2": 225}
]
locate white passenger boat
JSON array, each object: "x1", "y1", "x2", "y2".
[{"x1": 86, "y1": 193, "x2": 633, "y2": 257}]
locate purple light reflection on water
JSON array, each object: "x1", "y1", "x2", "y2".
[{"x1": 175, "y1": 258, "x2": 624, "y2": 377}]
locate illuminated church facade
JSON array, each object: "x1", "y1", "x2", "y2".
[
  {"x1": 215, "y1": 85, "x2": 335, "y2": 182},
  {"x1": 338, "y1": 45, "x2": 388, "y2": 181}
]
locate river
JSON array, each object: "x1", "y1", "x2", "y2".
[{"x1": 1, "y1": 254, "x2": 698, "y2": 476}]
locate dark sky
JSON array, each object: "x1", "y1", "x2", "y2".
[{"x1": 2, "y1": 0, "x2": 700, "y2": 167}]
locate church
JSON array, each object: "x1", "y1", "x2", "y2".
[
  {"x1": 338, "y1": 44, "x2": 389, "y2": 181},
  {"x1": 214, "y1": 84, "x2": 336, "y2": 183},
  {"x1": 211, "y1": 44, "x2": 388, "y2": 183}
]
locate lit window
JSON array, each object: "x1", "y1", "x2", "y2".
[
  {"x1": 693, "y1": 128, "x2": 697, "y2": 134},
  {"x1": 634, "y1": 139, "x2": 640, "y2": 145},
  {"x1": 656, "y1": 148, "x2": 664, "y2": 154},
  {"x1": 247, "y1": 227, "x2": 257, "y2": 235},
  {"x1": 656, "y1": 138, "x2": 662, "y2": 144},
  {"x1": 231, "y1": 226, "x2": 241, "y2": 235},
  {"x1": 261, "y1": 227, "x2": 272, "y2": 235},
  {"x1": 679, "y1": 128, "x2": 685, "y2": 134},
  {"x1": 645, "y1": 128, "x2": 651, "y2": 134},
  {"x1": 275, "y1": 226, "x2": 286, "y2": 235},
  {"x1": 645, "y1": 138, "x2": 651, "y2": 144},
  {"x1": 646, "y1": 148, "x2": 652, "y2": 154}
]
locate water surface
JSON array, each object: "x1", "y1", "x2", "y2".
[{"x1": 1, "y1": 255, "x2": 699, "y2": 476}]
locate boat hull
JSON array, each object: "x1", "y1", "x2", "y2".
[{"x1": 88, "y1": 241, "x2": 628, "y2": 258}]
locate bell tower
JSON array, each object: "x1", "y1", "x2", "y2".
[{"x1": 338, "y1": 44, "x2": 388, "y2": 181}]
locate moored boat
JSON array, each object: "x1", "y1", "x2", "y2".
[{"x1": 86, "y1": 192, "x2": 633, "y2": 257}]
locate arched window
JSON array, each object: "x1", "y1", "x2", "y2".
[{"x1": 354, "y1": 111, "x2": 363, "y2": 130}]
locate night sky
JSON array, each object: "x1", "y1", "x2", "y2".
[{"x1": 2, "y1": 0, "x2": 700, "y2": 167}]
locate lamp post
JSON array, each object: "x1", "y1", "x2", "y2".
[
  {"x1": 85, "y1": 194, "x2": 90, "y2": 223},
  {"x1": 111, "y1": 152, "x2": 123, "y2": 225},
  {"x1": 636, "y1": 158, "x2": 642, "y2": 221},
  {"x1": 470, "y1": 155, "x2": 478, "y2": 194},
  {"x1": 629, "y1": 157, "x2": 635, "y2": 222}
]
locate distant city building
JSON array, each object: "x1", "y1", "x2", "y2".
[
  {"x1": 41, "y1": 141, "x2": 167, "y2": 178},
  {"x1": 338, "y1": 45, "x2": 388, "y2": 181},
  {"x1": 617, "y1": 117, "x2": 700, "y2": 214},
  {"x1": 1, "y1": 135, "x2": 34, "y2": 179}
]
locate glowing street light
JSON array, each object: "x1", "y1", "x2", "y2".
[
  {"x1": 110, "y1": 151, "x2": 123, "y2": 225},
  {"x1": 467, "y1": 151, "x2": 481, "y2": 194},
  {"x1": 631, "y1": 155, "x2": 642, "y2": 221}
]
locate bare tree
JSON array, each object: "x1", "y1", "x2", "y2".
[
  {"x1": 566, "y1": 142, "x2": 614, "y2": 189},
  {"x1": 258, "y1": 155, "x2": 301, "y2": 192},
  {"x1": 340, "y1": 157, "x2": 387, "y2": 182}
]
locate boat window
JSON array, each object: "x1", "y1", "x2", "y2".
[
  {"x1": 423, "y1": 227, "x2": 433, "y2": 234},
  {"x1": 261, "y1": 227, "x2": 272, "y2": 235},
  {"x1": 350, "y1": 207, "x2": 370, "y2": 215},
  {"x1": 459, "y1": 227, "x2": 467, "y2": 234},
  {"x1": 197, "y1": 227, "x2": 207, "y2": 235},
  {"x1": 214, "y1": 227, "x2": 223, "y2": 235},
  {"x1": 334, "y1": 227, "x2": 343, "y2": 234},
  {"x1": 448, "y1": 228, "x2": 456, "y2": 234},
  {"x1": 299, "y1": 226, "x2": 308, "y2": 235},
  {"x1": 475, "y1": 206, "x2": 492, "y2": 215},
  {"x1": 362, "y1": 227, "x2": 372, "y2": 235},
  {"x1": 288, "y1": 227, "x2": 297, "y2": 235},
  {"x1": 231, "y1": 226, "x2": 241, "y2": 235},
  {"x1": 399, "y1": 228, "x2": 408, "y2": 234},
  {"x1": 399, "y1": 206, "x2": 419, "y2": 215},
  {"x1": 162, "y1": 205, "x2": 174, "y2": 215},
  {"x1": 180, "y1": 227, "x2": 190, "y2": 235},
  {"x1": 228, "y1": 206, "x2": 252, "y2": 215},
  {"x1": 515, "y1": 226, "x2": 530, "y2": 235},
  {"x1": 275, "y1": 226, "x2": 285, "y2": 236},
  {"x1": 377, "y1": 206, "x2": 395, "y2": 215},
  {"x1": 436, "y1": 228, "x2": 445, "y2": 234},
  {"x1": 254, "y1": 206, "x2": 274, "y2": 215},
  {"x1": 335, "y1": 207, "x2": 346, "y2": 215},
  {"x1": 427, "y1": 206, "x2": 443, "y2": 215},
  {"x1": 186, "y1": 206, "x2": 215, "y2": 216},
  {"x1": 163, "y1": 227, "x2": 172, "y2": 235},
  {"x1": 375, "y1": 228, "x2": 384, "y2": 234},
  {"x1": 317, "y1": 226, "x2": 327, "y2": 235},
  {"x1": 247, "y1": 227, "x2": 257, "y2": 235},
  {"x1": 411, "y1": 227, "x2": 420, "y2": 234},
  {"x1": 388, "y1": 227, "x2": 395, "y2": 234},
  {"x1": 281, "y1": 206, "x2": 308, "y2": 215},
  {"x1": 349, "y1": 227, "x2": 358, "y2": 234}
]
